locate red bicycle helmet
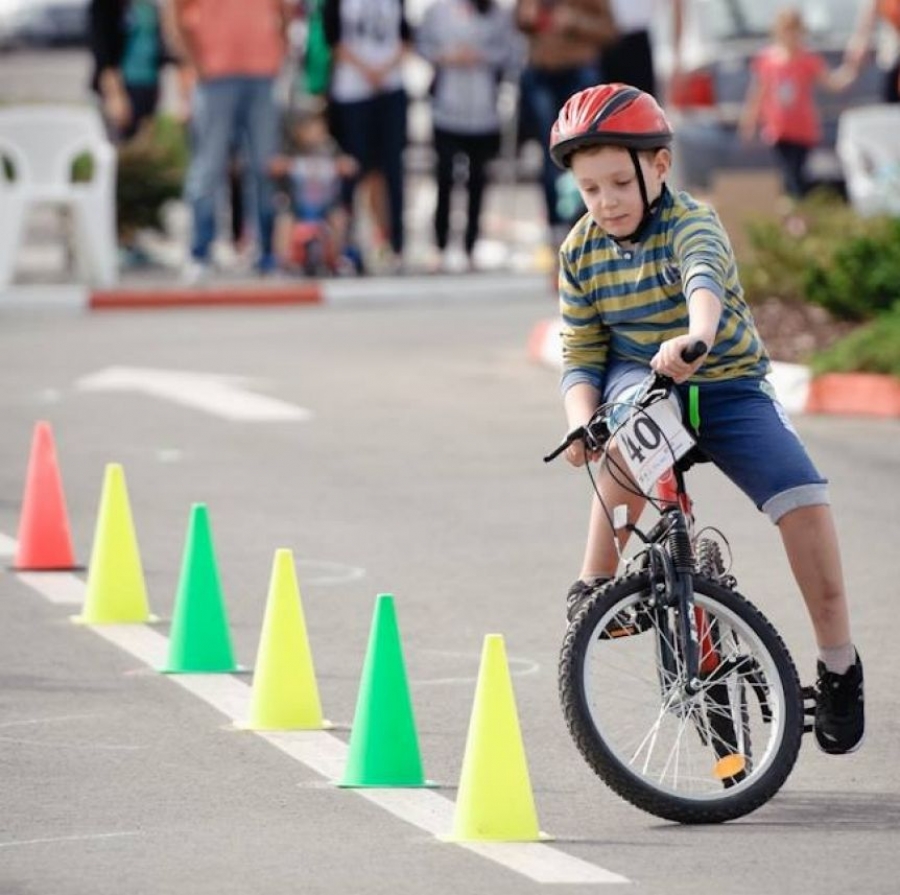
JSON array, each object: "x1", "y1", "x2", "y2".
[{"x1": 549, "y1": 83, "x2": 673, "y2": 169}]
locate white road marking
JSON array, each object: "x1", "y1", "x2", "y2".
[
  {"x1": 76, "y1": 366, "x2": 312, "y2": 422},
  {"x1": 6, "y1": 532, "x2": 629, "y2": 885},
  {"x1": 16, "y1": 571, "x2": 85, "y2": 605},
  {"x1": 0, "y1": 532, "x2": 18, "y2": 557},
  {"x1": 294, "y1": 559, "x2": 366, "y2": 586},
  {"x1": 0, "y1": 832, "x2": 141, "y2": 849}
]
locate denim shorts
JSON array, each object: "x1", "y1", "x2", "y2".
[{"x1": 603, "y1": 361, "x2": 829, "y2": 523}]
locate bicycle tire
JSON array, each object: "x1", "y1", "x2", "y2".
[{"x1": 560, "y1": 571, "x2": 803, "y2": 824}]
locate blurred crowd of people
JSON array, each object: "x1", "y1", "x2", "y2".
[{"x1": 86, "y1": 0, "x2": 900, "y2": 280}]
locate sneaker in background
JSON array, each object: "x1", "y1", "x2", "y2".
[
  {"x1": 181, "y1": 258, "x2": 210, "y2": 286},
  {"x1": 815, "y1": 651, "x2": 865, "y2": 755}
]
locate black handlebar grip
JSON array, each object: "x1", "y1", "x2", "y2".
[{"x1": 681, "y1": 340, "x2": 708, "y2": 364}]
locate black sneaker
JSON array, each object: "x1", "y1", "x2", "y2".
[
  {"x1": 566, "y1": 580, "x2": 599, "y2": 623},
  {"x1": 815, "y1": 652, "x2": 865, "y2": 755},
  {"x1": 566, "y1": 578, "x2": 645, "y2": 638}
]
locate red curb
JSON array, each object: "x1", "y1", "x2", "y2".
[
  {"x1": 805, "y1": 373, "x2": 900, "y2": 418},
  {"x1": 89, "y1": 284, "x2": 324, "y2": 310}
]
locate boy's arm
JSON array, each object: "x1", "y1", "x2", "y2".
[
  {"x1": 559, "y1": 249, "x2": 608, "y2": 428},
  {"x1": 650, "y1": 288, "x2": 721, "y2": 381}
]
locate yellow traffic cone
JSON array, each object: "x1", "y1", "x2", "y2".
[
  {"x1": 244, "y1": 549, "x2": 329, "y2": 730},
  {"x1": 73, "y1": 463, "x2": 155, "y2": 624},
  {"x1": 446, "y1": 634, "x2": 545, "y2": 842}
]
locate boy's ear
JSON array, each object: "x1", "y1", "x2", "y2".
[{"x1": 653, "y1": 148, "x2": 672, "y2": 179}]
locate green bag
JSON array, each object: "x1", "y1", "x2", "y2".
[{"x1": 304, "y1": 0, "x2": 332, "y2": 96}]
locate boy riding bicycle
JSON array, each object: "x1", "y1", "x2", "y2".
[{"x1": 550, "y1": 83, "x2": 864, "y2": 756}]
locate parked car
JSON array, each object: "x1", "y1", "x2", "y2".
[
  {"x1": 0, "y1": 0, "x2": 89, "y2": 50},
  {"x1": 653, "y1": 0, "x2": 882, "y2": 190}
]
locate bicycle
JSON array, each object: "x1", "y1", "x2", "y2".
[{"x1": 544, "y1": 343, "x2": 813, "y2": 824}]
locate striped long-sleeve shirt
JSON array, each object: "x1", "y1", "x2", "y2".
[{"x1": 558, "y1": 186, "x2": 770, "y2": 395}]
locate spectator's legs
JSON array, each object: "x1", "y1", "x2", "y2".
[
  {"x1": 599, "y1": 30, "x2": 656, "y2": 97},
  {"x1": 329, "y1": 97, "x2": 373, "y2": 259},
  {"x1": 375, "y1": 88, "x2": 408, "y2": 257},
  {"x1": 884, "y1": 61, "x2": 900, "y2": 104},
  {"x1": 184, "y1": 78, "x2": 241, "y2": 263},
  {"x1": 433, "y1": 127, "x2": 455, "y2": 252},
  {"x1": 519, "y1": 66, "x2": 599, "y2": 232},
  {"x1": 238, "y1": 76, "x2": 279, "y2": 269},
  {"x1": 773, "y1": 140, "x2": 809, "y2": 199},
  {"x1": 463, "y1": 132, "x2": 500, "y2": 257}
]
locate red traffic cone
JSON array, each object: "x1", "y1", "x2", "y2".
[{"x1": 14, "y1": 421, "x2": 77, "y2": 570}]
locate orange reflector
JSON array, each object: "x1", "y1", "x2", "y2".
[{"x1": 713, "y1": 754, "x2": 747, "y2": 780}]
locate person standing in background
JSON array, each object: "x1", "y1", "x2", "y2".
[
  {"x1": 740, "y1": 9, "x2": 854, "y2": 200},
  {"x1": 844, "y1": 0, "x2": 900, "y2": 102},
  {"x1": 417, "y1": 0, "x2": 520, "y2": 272},
  {"x1": 323, "y1": 0, "x2": 411, "y2": 274},
  {"x1": 601, "y1": 0, "x2": 683, "y2": 98},
  {"x1": 171, "y1": 0, "x2": 290, "y2": 281},
  {"x1": 89, "y1": 0, "x2": 169, "y2": 141},
  {"x1": 515, "y1": 0, "x2": 617, "y2": 247}
]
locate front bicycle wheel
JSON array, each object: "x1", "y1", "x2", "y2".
[{"x1": 560, "y1": 572, "x2": 803, "y2": 824}]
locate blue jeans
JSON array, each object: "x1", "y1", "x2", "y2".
[
  {"x1": 185, "y1": 76, "x2": 278, "y2": 263},
  {"x1": 604, "y1": 361, "x2": 828, "y2": 523},
  {"x1": 519, "y1": 65, "x2": 600, "y2": 227}
]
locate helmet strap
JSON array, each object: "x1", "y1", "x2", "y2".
[{"x1": 612, "y1": 149, "x2": 663, "y2": 244}]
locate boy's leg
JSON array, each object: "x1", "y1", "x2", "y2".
[
  {"x1": 579, "y1": 450, "x2": 646, "y2": 581},
  {"x1": 777, "y1": 504, "x2": 850, "y2": 649}
]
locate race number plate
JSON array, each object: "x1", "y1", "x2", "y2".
[{"x1": 615, "y1": 400, "x2": 695, "y2": 492}]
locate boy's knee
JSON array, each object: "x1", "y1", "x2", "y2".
[{"x1": 764, "y1": 484, "x2": 830, "y2": 524}]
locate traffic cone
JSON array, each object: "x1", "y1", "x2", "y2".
[
  {"x1": 161, "y1": 504, "x2": 240, "y2": 673},
  {"x1": 339, "y1": 593, "x2": 428, "y2": 787},
  {"x1": 243, "y1": 548, "x2": 329, "y2": 730},
  {"x1": 14, "y1": 421, "x2": 76, "y2": 570},
  {"x1": 446, "y1": 634, "x2": 544, "y2": 842},
  {"x1": 73, "y1": 463, "x2": 154, "y2": 624}
]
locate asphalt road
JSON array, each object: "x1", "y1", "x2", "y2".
[{"x1": 0, "y1": 289, "x2": 898, "y2": 895}]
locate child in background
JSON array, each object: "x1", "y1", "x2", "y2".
[
  {"x1": 740, "y1": 8, "x2": 854, "y2": 200},
  {"x1": 270, "y1": 99, "x2": 360, "y2": 276}
]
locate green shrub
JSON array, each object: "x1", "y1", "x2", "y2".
[
  {"x1": 739, "y1": 192, "x2": 877, "y2": 306},
  {"x1": 811, "y1": 302, "x2": 900, "y2": 377},
  {"x1": 115, "y1": 115, "x2": 189, "y2": 234},
  {"x1": 803, "y1": 220, "x2": 900, "y2": 321}
]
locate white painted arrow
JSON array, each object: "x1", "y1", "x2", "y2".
[{"x1": 76, "y1": 367, "x2": 312, "y2": 422}]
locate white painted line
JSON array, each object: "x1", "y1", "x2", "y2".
[
  {"x1": 0, "y1": 532, "x2": 17, "y2": 557},
  {"x1": 0, "y1": 831, "x2": 141, "y2": 849},
  {"x1": 16, "y1": 572, "x2": 85, "y2": 605},
  {"x1": 10, "y1": 541, "x2": 629, "y2": 885},
  {"x1": 76, "y1": 366, "x2": 312, "y2": 422},
  {"x1": 461, "y1": 843, "x2": 629, "y2": 885}
]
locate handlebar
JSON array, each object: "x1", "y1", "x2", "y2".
[{"x1": 543, "y1": 340, "x2": 708, "y2": 463}]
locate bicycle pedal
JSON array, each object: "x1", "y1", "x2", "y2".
[{"x1": 801, "y1": 685, "x2": 816, "y2": 734}]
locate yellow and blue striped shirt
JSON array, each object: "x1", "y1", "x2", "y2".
[{"x1": 558, "y1": 187, "x2": 770, "y2": 394}]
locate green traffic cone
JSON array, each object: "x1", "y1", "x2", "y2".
[
  {"x1": 339, "y1": 593, "x2": 428, "y2": 787},
  {"x1": 161, "y1": 503, "x2": 240, "y2": 673}
]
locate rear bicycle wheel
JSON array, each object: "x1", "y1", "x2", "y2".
[{"x1": 559, "y1": 571, "x2": 803, "y2": 823}]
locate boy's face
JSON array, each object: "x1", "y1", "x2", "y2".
[{"x1": 571, "y1": 146, "x2": 670, "y2": 240}]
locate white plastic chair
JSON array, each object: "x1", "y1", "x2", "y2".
[
  {"x1": 0, "y1": 104, "x2": 118, "y2": 288},
  {"x1": 837, "y1": 104, "x2": 900, "y2": 218}
]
